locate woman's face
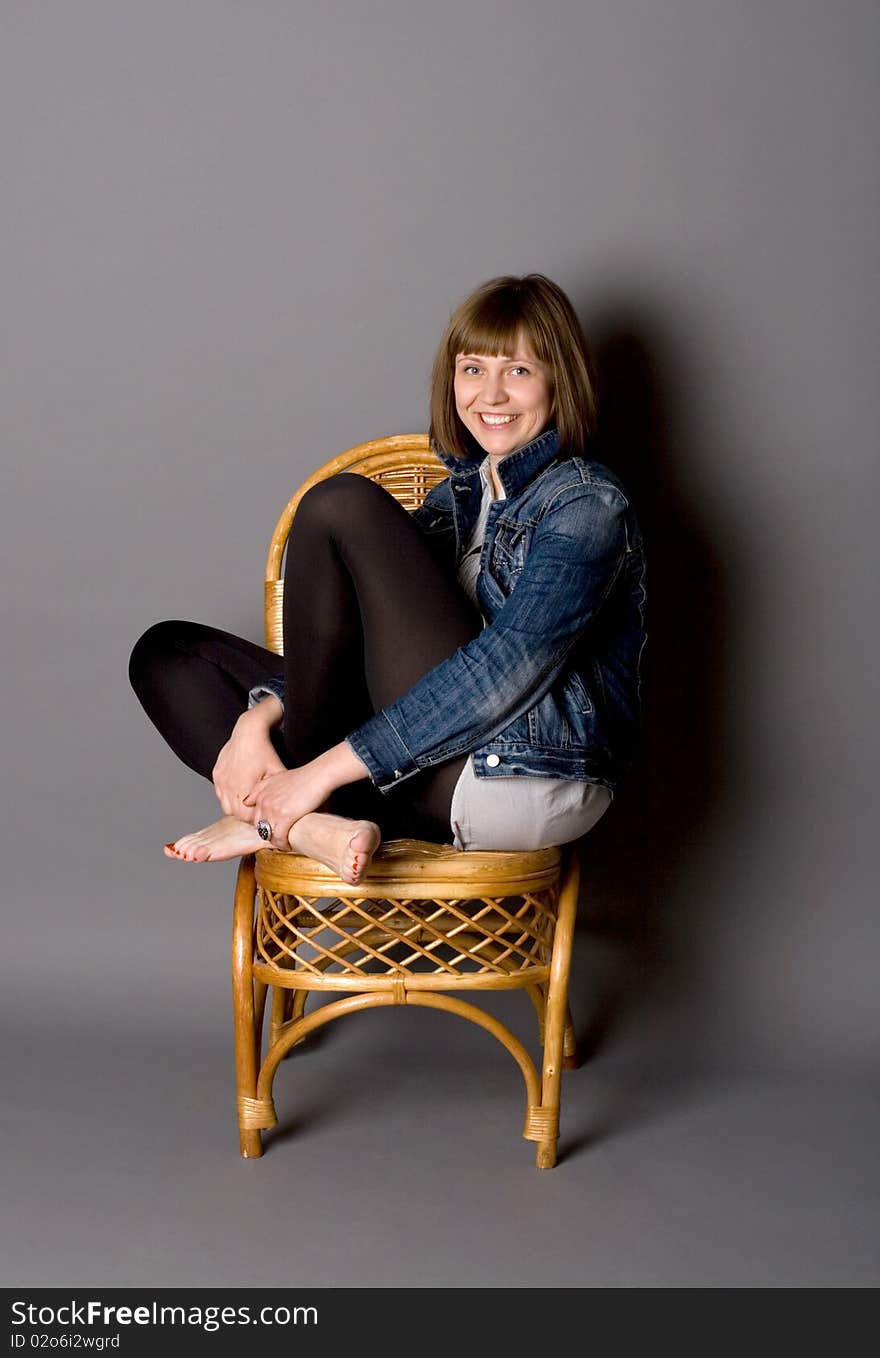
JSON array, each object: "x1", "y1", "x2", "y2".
[{"x1": 453, "y1": 336, "x2": 553, "y2": 459}]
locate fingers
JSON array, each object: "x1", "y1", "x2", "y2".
[
  {"x1": 242, "y1": 773, "x2": 269, "y2": 807},
  {"x1": 270, "y1": 823, "x2": 292, "y2": 851},
  {"x1": 214, "y1": 778, "x2": 241, "y2": 818},
  {"x1": 249, "y1": 780, "x2": 291, "y2": 849},
  {"x1": 247, "y1": 769, "x2": 318, "y2": 852},
  {"x1": 211, "y1": 763, "x2": 273, "y2": 818}
]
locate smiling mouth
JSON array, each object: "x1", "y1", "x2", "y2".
[{"x1": 478, "y1": 413, "x2": 519, "y2": 426}]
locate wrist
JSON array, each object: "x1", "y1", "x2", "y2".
[
  {"x1": 238, "y1": 697, "x2": 283, "y2": 732},
  {"x1": 310, "y1": 740, "x2": 370, "y2": 797}
]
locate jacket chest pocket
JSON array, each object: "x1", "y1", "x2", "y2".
[{"x1": 490, "y1": 519, "x2": 529, "y2": 578}]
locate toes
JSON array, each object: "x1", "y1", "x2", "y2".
[
  {"x1": 345, "y1": 823, "x2": 379, "y2": 880},
  {"x1": 340, "y1": 853, "x2": 361, "y2": 885},
  {"x1": 346, "y1": 850, "x2": 371, "y2": 884}
]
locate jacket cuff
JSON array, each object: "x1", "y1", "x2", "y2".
[
  {"x1": 247, "y1": 675, "x2": 285, "y2": 713},
  {"x1": 345, "y1": 714, "x2": 420, "y2": 792}
]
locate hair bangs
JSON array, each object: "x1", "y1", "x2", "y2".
[{"x1": 449, "y1": 293, "x2": 542, "y2": 365}]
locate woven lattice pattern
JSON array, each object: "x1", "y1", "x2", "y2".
[
  {"x1": 367, "y1": 463, "x2": 447, "y2": 511},
  {"x1": 255, "y1": 886, "x2": 558, "y2": 979}
]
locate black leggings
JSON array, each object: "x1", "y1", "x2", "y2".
[{"x1": 128, "y1": 474, "x2": 483, "y2": 841}]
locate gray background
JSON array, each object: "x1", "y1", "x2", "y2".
[{"x1": 1, "y1": 1, "x2": 877, "y2": 1288}]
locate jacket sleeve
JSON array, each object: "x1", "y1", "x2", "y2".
[
  {"x1": 345, "y1": 484, "x2": 630, "y2": 790},
  {"x1": 247, "y1": 674, "x2": 285, "y2": 712}
]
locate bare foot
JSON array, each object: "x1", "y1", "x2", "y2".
[
  {"x1": 164, "y1": 811, "x2": 381, "y2": 883},
  {"x1": 164, "y1": 816, "x2": 265, "y2": 862},
  {"x1": 289, "y1": 813, "x2": 381, "y2": 885}
]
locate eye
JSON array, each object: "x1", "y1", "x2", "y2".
[
  {"x1": 510, "y1": 366, "x2": 530, "y2": 376},
  {"x1": 462, "y1": 364, "x2": 481, "y2": 376}
]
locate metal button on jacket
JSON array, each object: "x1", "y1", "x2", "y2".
[{"x1": 486, "y1": 754, "x2": 501, "y2": 768}]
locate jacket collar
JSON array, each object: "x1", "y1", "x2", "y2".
[{"x1": 432, "y1": 425, "x2": 562, "y2": 498}]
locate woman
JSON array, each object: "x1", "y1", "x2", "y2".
[{"x1": 129, "y1": 274, "x2": 647, "y2": 884}]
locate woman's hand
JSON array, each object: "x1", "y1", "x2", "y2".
[
  {"x1": 243, "y1": 766, "x2": 329, "y2": 850},
  {"x1": 243, "y1": 741, "x2": 372, "y2": 850},
  {"x1": 212, "y1": 704, "x2": 286, "y2": 819}
]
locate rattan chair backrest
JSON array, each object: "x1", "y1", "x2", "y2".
[{"x1": 263, "y1": 434, "x2": 447, "y2": 654}]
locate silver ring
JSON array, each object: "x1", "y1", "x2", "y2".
[{"x1": 257, "y1": 819, "x2": 272, "y2": 842}]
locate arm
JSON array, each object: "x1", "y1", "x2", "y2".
[
  {"x1": 346, "y1": 484, "x2": 631, "y2": 789},
  {"x1": 243, "y1": 738, "x2": 370, "y2": 849}
]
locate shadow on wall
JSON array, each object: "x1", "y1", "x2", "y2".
[{"x1": 570, "y1": 299, "x2": 735, "y2": 1070}]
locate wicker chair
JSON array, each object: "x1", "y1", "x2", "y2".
[{"x1": 232, "y1": 434, "x2": 582, "y2": 1169}]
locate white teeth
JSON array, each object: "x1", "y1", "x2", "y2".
[{"x1": 480, "y1": 414, "x2": 517, "y2": 425}]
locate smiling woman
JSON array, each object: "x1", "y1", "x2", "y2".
[
  {"x1": 431, "y1": 272, "x2": 597, "y2": 461},
  {"x1": 129, "y1": 274, "x2": 646, "y2": 880},
  {"x1": 454, "y1": 348, "x2": 553, "y2": 492}
]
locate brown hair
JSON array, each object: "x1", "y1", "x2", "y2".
[{"x1": 429, "y1": 273, "x2": 597, "y2": 460}]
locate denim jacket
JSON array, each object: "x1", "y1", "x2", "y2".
[{"x1": 252, "y1": 427, "x2": 646, "y2": 793}]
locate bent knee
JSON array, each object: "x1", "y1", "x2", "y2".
[
  {"x1": 128, "y1": 619, "x2": 196, "y2": 690},
  {"x1": 296, "y1": 472, "x2": 394, "y2": 529}
]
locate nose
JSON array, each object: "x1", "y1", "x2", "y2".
[{"x1": 482, "y1": 370, "x2": 508, "y2": 405}]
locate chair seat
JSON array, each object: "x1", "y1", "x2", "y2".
[
  {"x1": 255, "y1": 836, "x2": 561, "y2": 891},
  {"x1": 253, "y1": 839, "x2": 563, "y2": 994}
]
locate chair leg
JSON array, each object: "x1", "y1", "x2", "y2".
[
  {"x1": 254, "y1": 979, "x2": 268, "y2": 1067},
  {"x1": 562, "y1": 1004, "x2": 579, "y2": 1070},
  {"x1": 269, "y1": 985, "x2": 308, "y2": 1057},
  {"x1": 268, "y1": 985, "x2": 289, "y2": 1048},
  {"x1": 526, "y1": 983, "x2": 546, "y2": 1045},
  {"x1": 535, "y1": 847, "x2": 580, "y2": 1169},
  {"x1": 527, "y1": 988, "x2": 576, "y2": 1066},
  {"x1": 232, "y1": 855, "x2": 263, "y2": 1158}
]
